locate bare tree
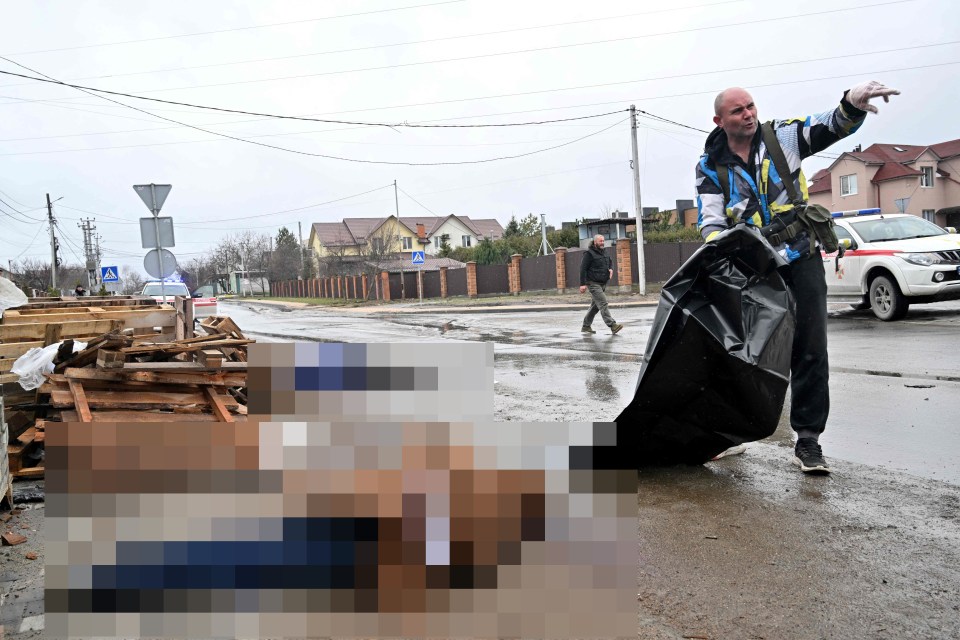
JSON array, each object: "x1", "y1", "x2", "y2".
[
  {"x1": 119, "y1": 266, "x2": 145, "y2": 295},
  {"x1": 13, "y1": 258, "x2": 85, "y2": 295}
]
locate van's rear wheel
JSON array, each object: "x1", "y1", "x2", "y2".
[{"x1": 869, "y1": 275, "x2": 908, "y2": 321}]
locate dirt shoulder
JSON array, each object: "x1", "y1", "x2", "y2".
[{"x1": 635, "y1": 443, "x2": 960, "y2": 639}]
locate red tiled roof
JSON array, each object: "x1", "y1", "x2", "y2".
[
  {"x1": 871, "y1": 162, "x2": 921, "y2": 183},
  {"x1": 807, "y1": 169, "x2": 831, "y2": 194},
  {"x1": 930, "y1": 138, "x2": 960, "y2": 159}
]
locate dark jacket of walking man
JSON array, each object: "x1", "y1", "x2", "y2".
[
  {"x1": 579, "y1": 234, "x2": 623, "y2": 335},
  {"x1": 695, "y1": 81, "x2": 899, "y2": 474}
]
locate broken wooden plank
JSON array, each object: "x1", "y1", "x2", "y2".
[
  {"x1": 59, "y1": 410, "x2": 233, "y2": 422},
  {"x1": 11, "y1": 468, "x2": 44, "y2": 479},
  {"x1": 50, "y1": 387, "x2": 240, "y2": 411},
  {"x1": 96, "y1": 349, "x2": 126, "y2": 369},
  {"x1": 67, "y1": 379, "x2": 93, "y2": 422},
  {"x1": 204, "y1": 387, "x2": 234, "y2": 422},
  {"x1": 0, "y1": 342, "x2": 43, "y2": 359},
  {"x1": 120, "y1": 338, "x2": 253, "y2": 356},
  {"x1": 0, "y1": 319, "x2": 121, "y2": 342},
  {"x1": 1, "y1": 308, "x2": 176, "y2": 329},
  {"x1": 116, "y1": 361, "x2": 247, "y2": 372},
  {"x1": 54, "y1": 333, "x2": 134, "y2": 373},
  {"x1": 62, "y1": 367, "x2": 246, "y2": 387},
  {"x1": 43, "y1": 323, "x2": 63, "y2": 346},
  {"x1": 197, "y1": 349, "x2": 224, "y2": 368},
  {"x1": 15, "y1": 427, "x2": 36, "y2": 447}
]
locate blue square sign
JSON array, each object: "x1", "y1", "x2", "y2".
[
  {"x1": 100, "y1": 266, "x2": 120, "y2": 283},
  {"x1": 411, "y1": 251, "x2": 425, "y2": 265}
]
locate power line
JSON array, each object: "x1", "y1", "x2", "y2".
[
  {"x1": 398, "y1": 187, "x2": 441, "y2": 217},
  {"x1": 1, "y1": 0, "x2": 469, "y2": 56},
  {"x1": 0, "y1": 58, "x2": 629, "y2": 165},
  {"x1": 1, "y1": 39, "x2": 952, "y2": 147},
  {"x1": 179, "y1": 184, "x2": 396, "y2": 225},
  {"x1": 0, "y1": 68, "x2": 627, "y2": 128},
  {"x1": 9, "y1": 225, "x2": 46, "y2": 261},
  {"x1": 0, "y1": 0, "x2": 918, "y2": 101}
]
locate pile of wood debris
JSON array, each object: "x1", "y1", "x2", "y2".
[{"x1": 2, "y1": 314, "x2": 251, "y2": 493}]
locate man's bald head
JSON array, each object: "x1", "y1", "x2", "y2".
[{"x1": 713, "y1": 87, "x2": 758, "y2": 143}]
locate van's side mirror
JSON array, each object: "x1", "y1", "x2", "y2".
[
  {"x1": 945, "y1": 226, "x2": 958, "y2": 234},
  {"x1": 839, "y1": 238, "x2": 856, "y2": 251},
  {"x1": 192, "y1": 292, "x2": 202, "y2": 298}
]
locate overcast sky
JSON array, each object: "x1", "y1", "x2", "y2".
[{"x1": 2, "y1": 0, "x2": 958, "y2": 275}]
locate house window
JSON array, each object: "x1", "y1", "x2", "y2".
[
  {"x1": 922, "y1": 209, "x2": 936, "y2": 222},
  {"x1": 462, "y1": 235, "x2": 472, "y2": 248},
  {"x1": 371, "y1": 237, "x2": 385, "y2": 253},
  {"x1": 920, "y1": 166, "x2": 934, "y2": 187},
  {"x1": 401, "y1": 237, "x2": 412, "y2": 251},
  {"x1": 840, "y1": 174, "x2": 857, "y2": 196}
]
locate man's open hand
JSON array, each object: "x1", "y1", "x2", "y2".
[{"x1": 847, "y1": 81, "x2": 900, "y2": 114}]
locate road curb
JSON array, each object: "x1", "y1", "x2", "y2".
[{"x1": 224, "y1": 299, "x2": 661, "y2": 315}]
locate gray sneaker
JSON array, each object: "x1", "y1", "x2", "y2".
[
  {"x1": 610, "y1": 323, "x2": 624, "y2": 334},
  {"x1": 581, "y1": 326, "x2": 596, "y2": 334}
]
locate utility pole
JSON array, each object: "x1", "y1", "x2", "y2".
[
  {"x1": 79, "y1": 218, "x2": 98, "y2": 290},
  {"x1": 47, "y1": 193, "x2": 59, "y2": 292},
  {"x1": 394, "y1": 180, "x2": 405, "y2": 300},
  {"x1": 538, "y1": 213, "x2": 553, "y2": 256},
  {"x1": 630, "y1": 105, "x2": 647, "y2": 295},
  {"x1": 296, "y1": 221, "x2": 305, "y2": 279}
]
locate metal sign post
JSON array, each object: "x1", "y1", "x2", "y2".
[
  {"x1": 134, "y1": 184, "x2": 173, "y2": 301},
  {"x1": 412, "y1": 251, "x2": 425, "y2": 304}
]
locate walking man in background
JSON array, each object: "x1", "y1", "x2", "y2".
[
  {"x1": 579, "y1": 234, "x2": 623, "y2": 335},
  {"x1": 695, "y1": 81, "x2": 899, "y2": 473}
]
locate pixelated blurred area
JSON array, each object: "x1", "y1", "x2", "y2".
[{"x1": 44, "y1": 344, "x2": 635, "y2": 639}]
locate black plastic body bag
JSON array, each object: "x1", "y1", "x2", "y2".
[{"x1": 612, "y1": 225, "x2": 796, "y2": 466}]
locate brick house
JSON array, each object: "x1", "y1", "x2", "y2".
[{"x1": 807, "y1": 138, "x2": 960, "y2": 228}]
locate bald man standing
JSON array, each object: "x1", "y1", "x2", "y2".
[{"x1": 695, "y1": 81, "x2": 898, "y2": 473}]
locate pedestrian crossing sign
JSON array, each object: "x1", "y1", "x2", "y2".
[
  {"x1": 412, "y1": 251, "x2": 425, "y2": 265},
  {"x1": 100, "y1": 266, "x2": 120, "y2": 283}
]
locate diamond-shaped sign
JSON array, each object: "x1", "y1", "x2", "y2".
[{"x1": 133, "y1": 184, "x2": 172, "y2": 214}]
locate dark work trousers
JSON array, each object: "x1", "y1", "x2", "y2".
[
  {"x1": 583, "y1": 281, "x2": 615, "y2": 328},
  {"x1": 784, "y1": 252, "x2": 829, "y2": 439}
]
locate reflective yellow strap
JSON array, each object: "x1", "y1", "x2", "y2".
[{"x1": 705, "y1": 230, "x2": 721, "y2": 242}]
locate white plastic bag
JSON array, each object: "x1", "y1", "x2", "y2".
[
  {"x1": 0, "y1": 276, "x2": 28, "y2": 313},
  {"x1": 11, "y1": 340, "x2": 87, "y2": 390}
]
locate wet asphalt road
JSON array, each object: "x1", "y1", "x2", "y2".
[{"x1": 222, "y1": 298, "x2": 960, "y2": 486}]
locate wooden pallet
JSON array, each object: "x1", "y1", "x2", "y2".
[{"x1": 7, "y1": 422, "x2": 44, "y2": 479}]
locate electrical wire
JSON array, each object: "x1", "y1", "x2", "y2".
[
  {"x1": 0, "y1": 58, "x2": 630, "y2": 165},
  {"x1": 2, "y1": 0, "x2": 469, "y2": 56},
  {"x1": 0, "y1": 0, "x2": 918, "y2": 101},
  {"x1": 10, "y1": 225, "x2": 46, "y2": 261},
  {"x1": 398, "y1": 187, "x2": 441, "y2": 217},
  {"x1": 0, "y1": 1, "x2": 741, "y2": 74},
  {"x1": 0, "y1": 67, "x2": 627, "y2": 128}
]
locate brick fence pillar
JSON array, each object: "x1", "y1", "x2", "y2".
[
  {"x1": 466, "y1": 261, "x2": 478, "y2": 298},
  {"x1": 381, "y1": 271, "x2": 391, "y2": 301},
  {"x1": 361, "y1": 274, "x2": 369, "y2": 300},
  {"x1": 616, "y1": 238, "x2": 632, "y2": 293},
  {"x1": 554, "y1": 247, "x2": 567, "y2": 293},
  {"x1": 509, "y1": 254, "x2": 522, "y2": 295},
  {"x1": 352, "y1": 275, "x2": 358, "y2": 300},
  {"x1": 439, "y1": 267, "x2": 448, "y2": 298}
]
